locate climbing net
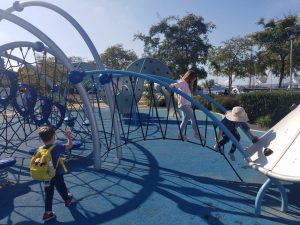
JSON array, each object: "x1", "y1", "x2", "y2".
[
  {"x1": 0, "y1": 45, "x2": 248, "y2": 181},
  {"x1": 83, "y1": 70, "x2": 249, "y2": 181},
  {"x1": 0, "y1": 45, "x2": 91, "y2": 157}
]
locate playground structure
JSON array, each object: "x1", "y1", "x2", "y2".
[{"x1": 0, "y1": 1, "x2": 299, "y2": 219}]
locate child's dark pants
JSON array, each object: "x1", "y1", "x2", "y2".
[
  {"x1": 218, "y1": 130, "x2": 240, "y2": 153},
  {"x1": 45, "y1": 174, "x2": 68, "y2": 211}
]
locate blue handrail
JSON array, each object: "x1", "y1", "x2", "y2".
[{"x1": 86, "y1": 69, "x2": 247, "y2": 158}]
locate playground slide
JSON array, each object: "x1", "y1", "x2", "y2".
[{"x1": 246, "y1": 105, "x2": 300, "y2": 182}]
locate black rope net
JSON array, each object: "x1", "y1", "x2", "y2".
[
  {"x1": 0, "y1": 47, "x2": 91, "y2": 157},
  {"x1": 0, "y1": 50, "x2": 244, "y2": 181}
]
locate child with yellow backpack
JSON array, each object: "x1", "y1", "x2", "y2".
[{"x1": 30, "y1": 125, "x2": 73, "y2": 222}]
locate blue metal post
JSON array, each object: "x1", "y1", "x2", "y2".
[{"x1": 255, "y1": 178, "x2": 288, "y2": 216}]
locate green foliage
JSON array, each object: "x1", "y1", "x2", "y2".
[
  {"x1": 211, "y1": 95, "x2": 240, "y2": 113},
  {"x1": 239, "y1": 90, "x2": 300, "y2": 126},
  {"x1": 255, "y1": 115, "x2": 272, "y2": 128},
  {"x1": 18, "y1": 55, "x2": 70, "y2": 97},
  {"x1": 100, "y1": 44, "x2": 138, "y2": 70},
  {"x1": 202, "y1": 79, "x2": 215, "y2": 95},
  {"x1": 208, "y1": 36, "x2": 254, "y2": 93},
  {"x1": 250, "y1": 15, "x2": 300, "y2": 87},
  {"x1": 194, "y1": 95, "x2": 239, "y2": 112},
  {"x1": 142, "y1": 82, "x2": 166, "y2": 107},
  {"x1": 193, "y1": 95, "x2": 212, "y2": 110},
  {"x1": 134, "y1": 13, "x2": 215, "y2": 79},
  {"x1": 142, "y1": 84, "x2": 151, "y2": 108}
]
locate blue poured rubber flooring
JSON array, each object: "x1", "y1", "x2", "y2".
[{"x1": 0, "y1": 108, "x2": 300, "y2": 225}]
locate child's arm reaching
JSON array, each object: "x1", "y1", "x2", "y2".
[
  {"x1": 240, "y1": 122, "x2": 259, "y2": 143},
  {"x1": 64, "y1": 129, "x2": 73, "y2": 150},
  {"x1": 248, "y1": 129, "x2": 259, "y2": 143}
]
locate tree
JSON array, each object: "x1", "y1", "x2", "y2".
[
  {"x1": 202, "y1": 79, "x2": 215, "y2": 95},
  {"x1": 250, "y1": 15, "x2": 300, "y2": 88},
  {"x1": 134, "y1": 13, "x2": 215, "y2": 79},
  {"x1": 17, "y1": 55, "x2": 70, "y2": 94},
  {"x1": 208, "y1": 37, "x2": 252, "y2": 93},
  {"x1": 239, "y1": 41, "x2": 257, "y2": 87},
  {"x1": 100, "y1": 44, "x2": 138, "y2": 70}
]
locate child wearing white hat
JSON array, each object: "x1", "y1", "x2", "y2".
[{"x1": 215, "y1": 106, "x2": 259, "y2": 161}]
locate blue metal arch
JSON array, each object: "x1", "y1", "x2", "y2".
[
  {"x1": 0, "y1": 10, "x2": 101, "y2": 169},
  {"x1": 88, "y1": 69, "x2": 247, "y2": 158}
]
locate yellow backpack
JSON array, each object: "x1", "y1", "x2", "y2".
[{"x1": 30, "y1": 145, "x2": 67, "y2": 181}]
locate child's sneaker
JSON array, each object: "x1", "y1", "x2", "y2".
[
  {"x1": 214, "y1": 144, "x2": 219, "y2": 151},
  {"x1": 43, "y1": 211, "x2": 56, "y2": 222},
  {"x1": 65, "y1": 193, "x2": 73, "y2": 207},
  {"x1": 214, "y1": 144, "x2": 224, "y2": 154},
  {"x1": 228, "y1": 152, "x2": 236, "y2": 161}
]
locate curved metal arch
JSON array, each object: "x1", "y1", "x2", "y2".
[
  {"x1": 6, "y1": 1, "x2": 104, "y2": 68},
  {"x1": 5, "y1": 1, "x2": 121, "y2": 162},
  {"x1": 0, "y1": 41, "x2": 69, "y2": 91},
  {"x1": 1, "y1": 44, "x2": 69, "y2": 126},
  {"x1": 88, "y1": 69, "x2": 247, "y2": 158},
  {"x1": 0, "y1": 9, "x2": 101, "y2": 169},
  {"x1": 0, "y1": 41, "x2": 45, "y2": 53},
  {"x1": 1, "y1": 52, "x2": 59, "y2": 96}
]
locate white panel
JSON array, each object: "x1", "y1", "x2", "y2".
[
  {"x1": 246, "y1": 105, "x2": 300, "y2": 175},
  {"x1": 272, "y1": 133, "x2": 300, "y2": 176}
]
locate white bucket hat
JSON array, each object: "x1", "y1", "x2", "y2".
[{"x1": 225, "y1": 106, "x2": 249, "y2": 122}]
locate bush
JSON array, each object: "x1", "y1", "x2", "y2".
[
  {"x1": 193, "y1": 95, "x2": 212, "y2": 110},
  {"x1": 211, "y1": 95, "x2": 239, "y2": 113},
  {"x1": 239, "y1": 90, "x2": 300, "y2": 126},
  {"x1": 194, "y1": 95, "x2": 239, "y2": 113},
  {"x1": 255, "y1": 115, "x2": 272, "y2": 128}
]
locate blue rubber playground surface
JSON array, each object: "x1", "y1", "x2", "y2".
[{"x1": 1, "y1": 108, "x2": 300, "y2": 225}]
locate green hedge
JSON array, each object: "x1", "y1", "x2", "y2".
[
  {"x1": 211, "y1": 95, "x2": 239, "y2": 112},
  {"x1": 194, "y1": 95, "x2": 213, "y2": 110},
  {"x1": 239, "y1": 90, "x2": 300, "y2": 126},
  {"x1": 194, "y1": 90, "x2": 300, "y2": 128},
  {"x1": 194, "y1": 95, "x2": 239, "y2": 112}
]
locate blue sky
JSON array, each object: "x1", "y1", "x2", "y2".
[{"x1": 0, "y1": 0, "x2": 300, "y2": 84}]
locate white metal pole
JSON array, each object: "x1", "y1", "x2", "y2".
[{"x1": 289, "y1": 37, "x2": 293, "y2": 89}]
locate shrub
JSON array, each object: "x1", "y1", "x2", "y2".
[
  {"x1": 211, "y1": 95, "x2": 239, "y2": 113},
  {"x1": 255, "y1": 115, "x2": 272, "y2": 128},
  {"x1": 239, "y1": 90, "x2": 300, "y2": 126},
  {"x1": 193, "y1": 95, "x2": 212, "y2": 110},
  {"x1": 194, "y1": 95, "x2": 239, "y2": 113}
]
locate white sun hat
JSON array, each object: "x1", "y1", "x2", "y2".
[{"x1": 225, "y1": 106, "x2": 249, "y2": 122}]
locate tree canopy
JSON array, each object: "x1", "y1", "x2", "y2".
[
  {"x1": 100, "y1": 44, "x2": 138, "y2": 70},
  {"x1": 134, "y1": 13, "x2": 215, "y2": 79},
  {"x1": 250, "y1": 15, "x2": 300, "y2": 87},
  {"x1": 208, "y1": 36, "x2": 254, "y2": 93}
]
